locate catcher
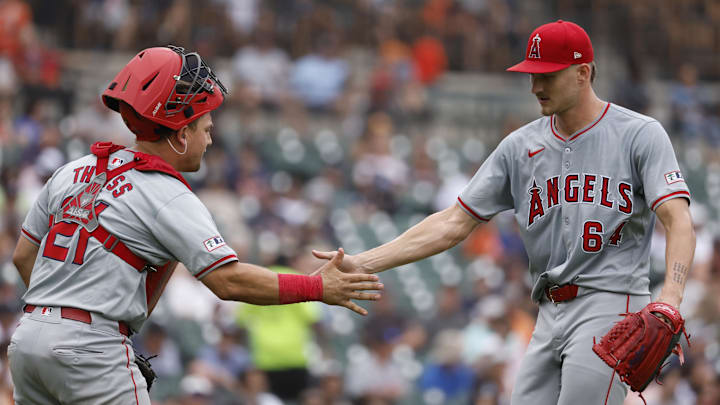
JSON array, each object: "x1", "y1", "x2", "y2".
[
  {"x1": 312, "y1": 20, "x2": 695, "y2": 405},
  {"x1": 8, "y1": 46, "x2": 383, "y2": 404}
]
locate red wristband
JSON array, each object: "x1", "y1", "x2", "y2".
[{"x1": 277, "y1": 273, "x2": 323, "y2": 304}]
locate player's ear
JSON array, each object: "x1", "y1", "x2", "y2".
[
  {"x1": 577, "y1": 64, "x2": 591, "y2": 85},
  {"x1": 175, "y1": 126, "x2": 189, "y2": 145}
]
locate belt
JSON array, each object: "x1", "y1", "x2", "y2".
[
  {"x1": 545, "y1": 284, "x2": 579, "y2": 303},
  {"x1": 23, "y1": 305, "x2": 131, "y2": 337}
]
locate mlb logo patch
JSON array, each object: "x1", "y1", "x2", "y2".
[
  {"x1": 204, "y1": 236, "x2": 226, "y2": 252},
  {"x1": 664, "y1": 170, "x2": 684, "y2": 184},
  {"x1": 110, "y1": 157, "x2": 125, "y2": 168},
  {"x1": 41, "y1": 307, "x2": 52, "y2": 316}
]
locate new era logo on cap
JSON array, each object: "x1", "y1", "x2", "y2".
[{"x1": 507, "y1": 20, "x2": 594, "y2": 73}]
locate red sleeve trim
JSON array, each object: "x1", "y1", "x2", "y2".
[
  {"x1": 21, "y1": 228, "x2": 41, "y2": 245},
  {"x1": 194, "y1": 254, "x2": 238, "y2": 279},
  {"x1": 457, "y1": 197, "x2": 489, "y2": 222},
  {"x1": 651, "y1": 190, "x2": 690, "y2": 211}
]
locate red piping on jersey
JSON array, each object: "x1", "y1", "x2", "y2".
[
  {"x1": 457, "y1": 197, "x2": 489, "y2": 222},
  {"x1": 551, "y1": 102, "x2": 610, "y2": 142},
  {"x1": 122, "y1": 336, "x2": 140, "y2": 405},
  {"x1": 195, "y1": 254, "x2": 238, "y2": 279},
  {"x1": 651, "y1": 190, "x2": 690, "y2": 211},
  {"x1": 21, "y1": 228, "x2": 41, "y2": 245}
]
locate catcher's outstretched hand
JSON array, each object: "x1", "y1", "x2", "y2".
[
  {"x1": 312, "y1": 248, "x2": 362, "y2": 275},
  {"x1": 318, "y1": 248, "x2": 382, "y2": 316}
]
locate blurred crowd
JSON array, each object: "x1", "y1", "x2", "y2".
[{"x1": 1, "y1": 0, "x2": 720, "y2": 404}]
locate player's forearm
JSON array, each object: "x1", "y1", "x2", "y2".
[
  {"x1": 203, "y1": 262, "x2": 282, "y2": 305},
  {"x1": 659, "y1": 215, "x2": 695, "y2": 308},
  {"x1": 15, "y1": 262, "x2": 33, "y2": 289},
  {"x1": 13, "y1": 236, "x2": 39, "y2": 288},
  {"x1": 356, "y1": 204, "x2": 477, "y2": 274}
]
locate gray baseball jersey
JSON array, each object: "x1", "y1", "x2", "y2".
[
  {"x1": 20, "y1": 147, "x2": 238, "y2": 331},
  {"x1": 458, "y1": 103, "x2": 690, "y2": 302}
]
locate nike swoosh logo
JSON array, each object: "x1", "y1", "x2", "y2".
[{"x1": 528, "y1": 147, "x2": 545, "y2": 158}]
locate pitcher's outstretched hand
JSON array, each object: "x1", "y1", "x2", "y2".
[{"x1": 317, "y1": 248, "x2": 382, "y2": 315}]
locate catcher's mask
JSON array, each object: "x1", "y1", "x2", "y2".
[{"x1": 102, "y1": 45, "x2": 228, "y2": 141}]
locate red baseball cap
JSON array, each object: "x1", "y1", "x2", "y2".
[{"x1": 507, "y1": 20, "x2": 593, "y2": 73}]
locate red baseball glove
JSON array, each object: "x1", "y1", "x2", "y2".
[{"x1": 592, "y1": 302, "x2": 690, "y2": 395}]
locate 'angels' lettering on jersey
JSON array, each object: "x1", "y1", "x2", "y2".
[{"x1": 527, "y1": 172, "x2": 632, "y2": 228}]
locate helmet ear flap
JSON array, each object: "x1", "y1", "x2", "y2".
[{"x1": 119, "y1": 101, "x2": 164, "y2": 142}]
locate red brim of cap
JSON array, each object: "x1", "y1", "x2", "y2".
[{"x1": 506, "y1": 60, "x2": 571, "y2": 73}]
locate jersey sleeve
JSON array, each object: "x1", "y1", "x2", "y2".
[
  {"x1": 151, "y1": 192, "x2": 238, "y2": 279},
  {"x1": 20, "y1": 179, "x2": 52, "y2": 246},
  {"x1": 634, "y1": 121, "x2": 691, "y2": 211},
  {"x1": 457, "y1": 139, "x2": 514, "y2": 222}
]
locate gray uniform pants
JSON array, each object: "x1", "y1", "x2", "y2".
[
  {"x1": 8, "y1": 306, "x2": 150, "y2": 405},
  {"x1": 511, "y1": 289, "x2": 651, "y2": 405}
]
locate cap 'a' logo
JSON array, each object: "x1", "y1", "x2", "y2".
[{"x1": 529, "y1": 34, "x2": 541, "y2": 59}]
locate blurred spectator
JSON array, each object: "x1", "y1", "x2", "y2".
[
  {"x1": 289, "y1": 33, "x2": 349, "y2": 113},
  {"x1": 12, "y1": 26, "x2": 61, "y2": 90},
  {"x1": 418, "y1": 329, "x2": 474, "y2": 402},
  {"x1": 351, "y1": 112, "x2": 409, "y2": 213},
  {"x1": 67, "y1": 98, "x2": 134, "y2": 146},
  {"x1": 134, "y1": 322, "x2": 184, "y2": 402},
  {"x1": 235, "y1": 263, "x2": 322, "y2": 401},
  {"x1": 0, "y1": 56, "x2": 17, "y2": 97},
  {"x1": 232, "y1": 29, "x2": 291, "y2": 111},
  {"x1": 613, "y1": 57, "x2": 650, "y2": 114},
  {"x1": 0, "y1": 0, "x2": 32, "y2": 58},
  {"x1": 462, "y1": 221, "x2": 504, "y2": 262},
  {"x1": 411, "y1": 32, "x2": 447, "y2": 86},
  {"x1": 0, "y1": 342, "x2": 12, "y2": 404},
  {"x1": 164, "y1": 265, "x2": 224, "y2": 323},
  {"x1": 314, "y1": 364, "x2": 352, "y2": 405},
  {"x1": 670, "y1": 63, "x2": 706, "y2": 142},
  {"x1": 157, "y1": 0, "x2": 193, "y2": 47},
  {"x1": 196, "y1": 326, "x2": 252, "y2": 383},
  {"x1": 345, "y1": 333, "x2": 410, "y2": 402},
  {"x1": 221, "y1": 0, "x2": 260, "y2": 36},
  {"x1": 174, "y1": 374, "x2": 215, "y2": 405},
  {"x1": 462, "y1": 295, "x2": 525, "y2": 401},
  {"x1": 299, "y1": 387, "x2": 325, "y2": 405},
  {"x1": 238, "y1": 368, "x2": 284, "y2": 405},
  {"x1": 423, "y1": 285, "x2": 468, "y2": 343}
]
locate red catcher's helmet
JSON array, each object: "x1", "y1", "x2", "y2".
[{"x1": 102, "y1": 45, "x2": 228, "y2": 141}]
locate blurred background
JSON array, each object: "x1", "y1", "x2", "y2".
[{"x1": 1, "y1": 0, "x2": 720, "y2": 404}]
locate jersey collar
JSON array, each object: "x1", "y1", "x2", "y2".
[
  {"x1": 550, "y1": 102, "x2": 611, "y2": 143},
  {"x1": 91, "y1": 142, "x2": 192, "y2": 191}
]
